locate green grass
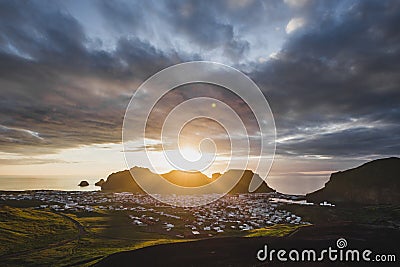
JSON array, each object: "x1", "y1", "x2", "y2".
[
  {"x1": 245, "y1": 224, "x2": 307, "y2": 237},
  {"x1": 0, "y1": 206, "x2": 77, "y2": 256},
  {"x1": 67, "y1": 210, "x2": 176, "y2": 240},
  {"x1": 0, "y1": 206, "x2": 189, "y2": 266},
  {"x1": 0, "y1": 205, "x2": 315, "y2": 266},
  {"x1": 3, "y1": 235, "x2": 188, "y2": 267}
]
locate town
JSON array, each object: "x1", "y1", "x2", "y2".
[{"x1": 0, "y1": 190, "x2": 311, "y2": 238}]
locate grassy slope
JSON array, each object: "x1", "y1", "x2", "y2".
[
  {"x1": 245, "y1": 224, "x2": 307, "y2": 237},
  {"x1": 0, "y1": 206, "x2": 77, "y2": 256},
  {"x1": 0, "y1": 206, "x2": 187, "y2": 267},
  {"x1": 6, "y1": 203, "x2": 399, "y2": 266},
  {"x1": 0, "y1": 205, "x2": 306, "y2": 266}
]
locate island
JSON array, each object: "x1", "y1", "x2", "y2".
[
  {"x1": 78, "y1": 180, "x2": 89, "y2": 187},
  {"x1": 100, "y1": 167, "x2": 275, "y2": 194}
]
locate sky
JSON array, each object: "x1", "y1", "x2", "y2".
[{"x1": 0, "y1": 0, "x2": 399, "y2": 193}]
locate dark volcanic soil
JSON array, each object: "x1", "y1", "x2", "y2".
[{"x1": 93, "y1": 223, "x2": 399, "y2": 266}]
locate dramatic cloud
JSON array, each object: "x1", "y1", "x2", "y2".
[
  {"x1": 285, "y1": 17, "x2": 306, "y2": 34},
  {"x1": 0, "y1": 1, "x2": 182, "y2": 155},
  {"x1": 0, "y1": 0, "x2": 399, "y2": 177},
  {"x1": 284, "y1": 0, "x2": 311, "y2": 8},
  {"x1": 252, "y1": 0, "x2": 400, "y2": 160}
]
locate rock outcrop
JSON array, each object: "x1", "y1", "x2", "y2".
[
  {"x1": 95, "y1": 179, "x2": 105, "y2": 187},
  {"x1": 78, "y1": 180, "x2": 89, "y2": 187},
  {"x1": 101, "y1": 167, "x2": 274, "y2": 194},
  {"x1": 307, "y1": 157, "x2": 400, "y2": 204}
]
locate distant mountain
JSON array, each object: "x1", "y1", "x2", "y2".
[
  {"x1": 222, "y1": 170, "x2": 275, "y2": 194},
  {"x1": 101, "y1": 167, "x2": 274, "y2": 194},
  {"x1": 101, "y1": 170, "x2": 145, "y2": 193},
  {"x1": 307, "y1": 157, "x2": 400, "y2": 204},
  {"x1": 161, "y1": 170, "x2": 213, "y2": 187}
]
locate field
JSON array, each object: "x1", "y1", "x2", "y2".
[
  {"x1": 0, "y1": 205, "x2": 187, "y2": 266},
  {"x1": 0, "y1": 206, "x2": 77, "y2": 257},
  {"x1": 244, "y1": 223, "x2": 306, "y2": 237},
  {"x1": 2, "y1": 195, "x2": 399, "y2": 266},
  {"x1": 0, "y1": 202, "x2": 305, "y2": 266}
]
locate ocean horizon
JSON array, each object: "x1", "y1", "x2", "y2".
[
  {"x1": 0, "y1": 176, "x2": 101, "y2": 191},
  {"x1": 0, "y1": 175, "x2": 328, "y2": 195}
]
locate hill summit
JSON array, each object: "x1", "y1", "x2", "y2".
[
  {"x1": 307, "y1": 157, "x2": 400, "y2": 204},
  {"x1": 101, "y1": 167, "x2": 274, "y2": 194}
]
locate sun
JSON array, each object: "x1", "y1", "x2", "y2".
[{"x1": 180, "y1": 146, "x2": 201, "y2": 162}]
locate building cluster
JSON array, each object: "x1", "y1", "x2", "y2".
[
  {"x1": 182, "y1": 194, "x2": 306, "y2": 235},
  {"x1": 0, "y1": 191, "x2": 312, "y2": 236}
]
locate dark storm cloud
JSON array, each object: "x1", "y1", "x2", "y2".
[
  {"x1": 251, "y1": 0, "x2": 400, "y2": 159},
  {"x1": 0, "y1": 0, "x2": 181, "y2": 155},
  {"x1": 277, "y1": 123, "x2": 400, "y2": 157},
  {"x1": 0, "y1": 0, "x2": 399, "y2": 164},
  {"x1": 96, "y1": 0, "x2": 285, "y2": 62}
]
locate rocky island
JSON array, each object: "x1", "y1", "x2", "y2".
[
  {"x1": 78, "y1": 180, "x2": 89, "y2": 187},
  {"x1": 101, "y1": 167, "x2": 275, "y2": 194}
]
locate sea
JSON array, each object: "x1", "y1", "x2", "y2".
[
  {"x1": 0, "y1": 176, "x2": 101, "y2": 191},
  {"x1": 267, "y1": 175, "x2": 329, "y2": 195},
  {"x1": 0, "y1": 175, "x2": 329, "y2": 195}
]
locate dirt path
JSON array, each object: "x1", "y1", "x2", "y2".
[
  {"x1": 0, "y1": 211, "x2": 86, "y2": 260},
  {"x1": 55, "y1": 212, "x2": 87, "y2": 236}
]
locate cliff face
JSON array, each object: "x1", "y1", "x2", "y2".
[
  {"x1": 101, "y1": 170, "x2": 145, "y2": 193},
  {"x1": 101, "y1": 168, "x2": 274, "y2": 194},
  {"x1": 223, "y1": 170, "x2": 274, "y2": 194},
  {"x1": 307, "y1": 157, "x2": 400, "y2": 204}
]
